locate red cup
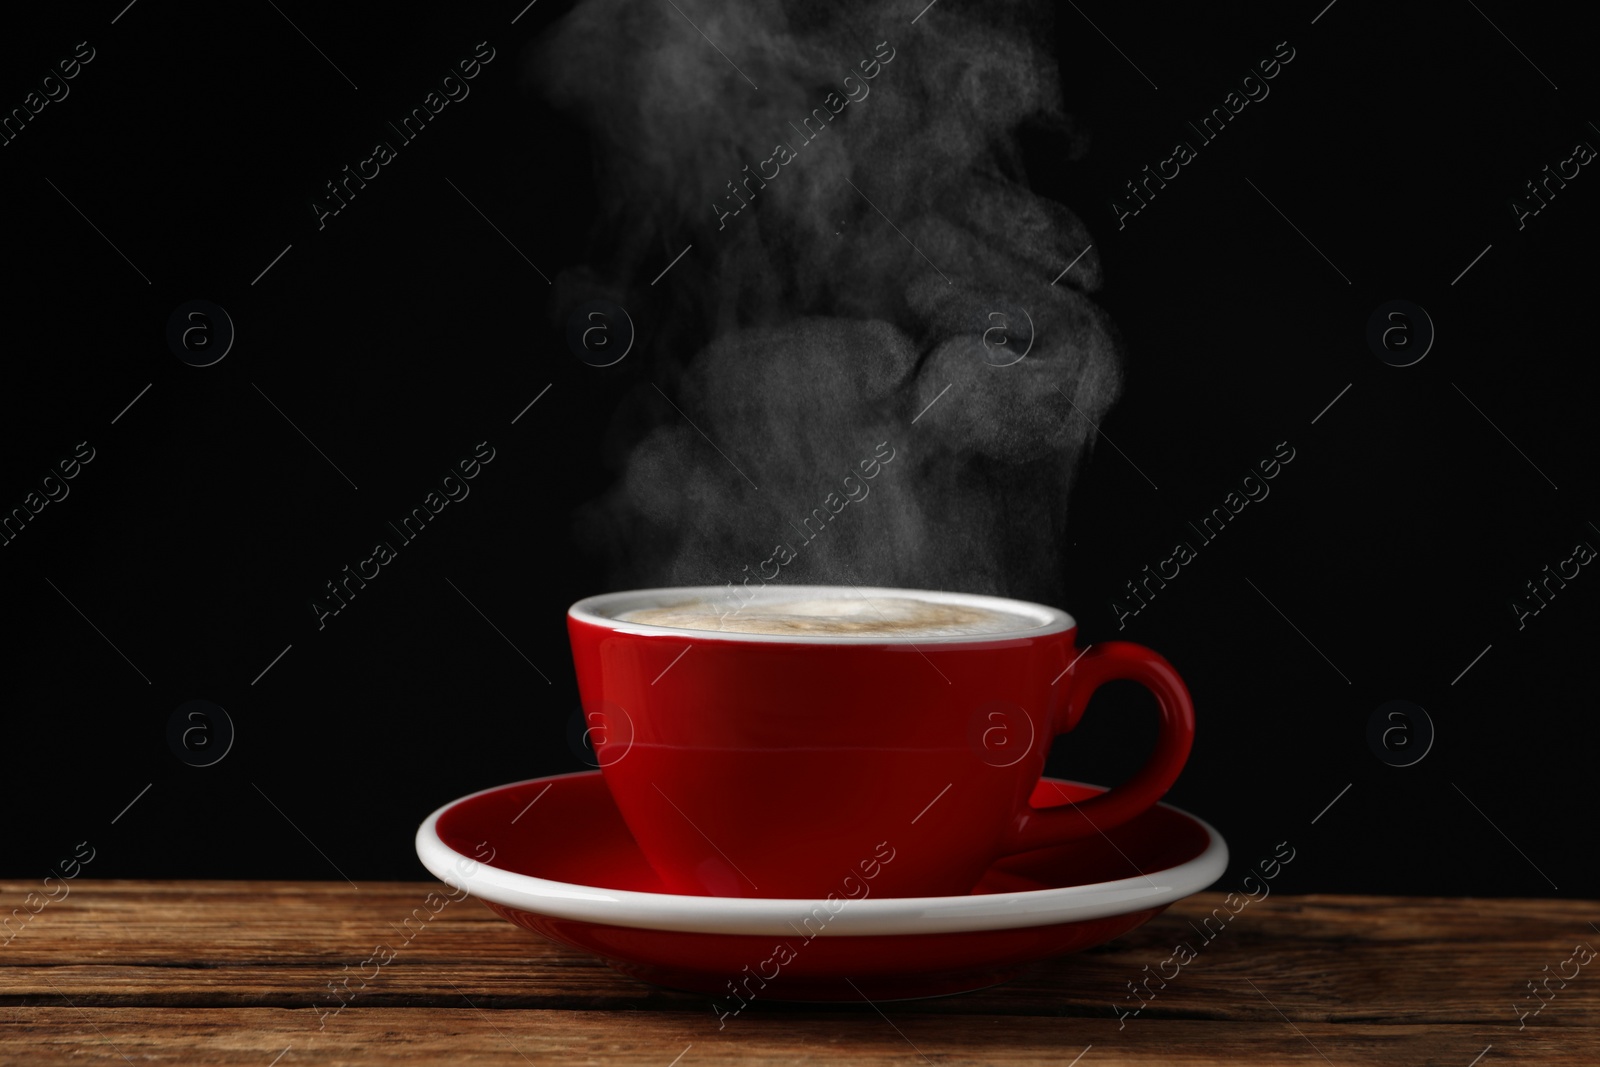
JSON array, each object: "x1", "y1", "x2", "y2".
[{"x1": 567, "y1": 585, "x2": 1195, "y2": 899}]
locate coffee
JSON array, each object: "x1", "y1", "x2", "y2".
[{"x1": 617, "y1": 594, "x2": 1040, "y2": 637}]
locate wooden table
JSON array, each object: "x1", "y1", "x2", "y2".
[{"x1": 2, "y1": 882, "x2": 1595, "y2": 1064}]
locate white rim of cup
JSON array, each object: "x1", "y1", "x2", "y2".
[
  {"x1": 568, "y1": 584, "x2": 1075, "y2": 645},
  {"x1": 414, "y1": 772, "x2": 1229, "y2": 937}
]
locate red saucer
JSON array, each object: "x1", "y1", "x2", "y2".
[{"x1": 417, "y1": 772, "x2": 1226, "y2": 1002}]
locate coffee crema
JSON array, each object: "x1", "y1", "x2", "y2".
[{"x1": 616, "y1": 595, "x2": 1040, "y2": 637}]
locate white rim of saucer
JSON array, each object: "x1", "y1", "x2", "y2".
[
  {"x1": 568, "y1": 584, "x2": 1075, "y2": 645},
  {"x1": 414, "y1": 772, "x2": 1229, "y2": 937}
]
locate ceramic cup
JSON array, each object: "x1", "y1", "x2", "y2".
[{"x1": 567, "y1": 585, "x2": 1195, "y2": 899}]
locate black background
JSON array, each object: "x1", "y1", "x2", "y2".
[{"x1": 2, "y1": 0, "x2": 1595, "y2": 899}]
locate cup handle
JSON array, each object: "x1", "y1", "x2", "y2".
[{"x1": 1000, "y1": 640, "x2": 1195, "y2": 854}]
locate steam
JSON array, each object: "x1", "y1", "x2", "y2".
[{"x1": 529, "y1": 0, "x2": 1123, "y2": 602}]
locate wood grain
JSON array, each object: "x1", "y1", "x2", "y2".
[
  {"x1": 2, "y1": 882, "x2": 1596, "y2": 1065},
  {"x1": 7, "y1": 1010, "x2": 1595, "y2": 1067}
]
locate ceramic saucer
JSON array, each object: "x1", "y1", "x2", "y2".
[{"x1": 415, "y1": 771, "x2": 1227, "y2": 1001}]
